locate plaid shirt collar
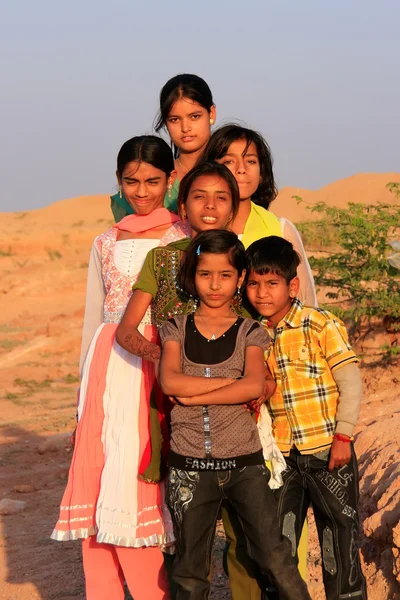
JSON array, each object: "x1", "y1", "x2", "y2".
[{"x1": 262, "y1": 297, "x2": 304, "y2": 330}]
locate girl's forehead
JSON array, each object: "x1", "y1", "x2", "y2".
[
  {"x1": 197, "y1": 253, "x2": 233, "y2": 267},
  {"x1": 169, "y1": 96, "x2": 205, "y2": 115},
  {"x1": 226, "y1": 138, "x2": 258, "y2": 156},
  {"x1": 189, "y1": 174, "x2": 231, "y2": 192}
]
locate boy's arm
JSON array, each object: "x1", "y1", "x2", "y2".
[
  {"x1": 247, "y1": 364, "x2": 276, "y2": 411},
  {"x1": 160, "y1": 340, "x2": 236, "y2": 396},
  {"x1": 328, "y1": 362, "x2": 362, "y2": 471},
  {"x1": 333, "y1": 362, "x2": 362, "y2": 437},
  {"x1": 176, "y1": 346, "x2": 265, "y2": 406}
]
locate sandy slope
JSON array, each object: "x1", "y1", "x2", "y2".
[{"x1": 0, "y1": 172, "x2": 399, "y2": 599}]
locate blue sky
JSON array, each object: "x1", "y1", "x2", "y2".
[{"x1": 1, "y1": 0, "x2": 399, "y2": 211}]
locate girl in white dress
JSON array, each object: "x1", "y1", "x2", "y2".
[{"x1": 51, "y1": 136, "x2": 190, "y2": 600}]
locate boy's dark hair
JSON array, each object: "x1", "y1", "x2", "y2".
[
  {"x1": 178, "y1": 161, "x2": 240, "y2": 222},
  {"x1": 179, "y1": 230, "x2": 246, "y2": 298},
  {"x1": 245, "y1": 236, "x2": 301, "y2": 284},
  {"x1": 200, "y1": 124, "x2": 277, "y2": 209}
]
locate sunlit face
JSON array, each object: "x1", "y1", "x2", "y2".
[
  {"x1": 246, "y1": 270, "x2": 299, "y2": 326},
  {"x1": 195, "y1": 252, "x2": 245, "y2": 310},
  {"x1": 217, "y1": 139, "x2": 261, "y2": 201},
  {"x1": 166, "y1": 96, "x2": 216, "y2": 155},
  {"x1": 182, "y1": 174, "x2": 233, "y2": 236},
  {"x1": 117, "y1": 161, "x2": 168, "y2": 215}
]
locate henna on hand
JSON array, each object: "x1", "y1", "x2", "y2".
[{"x1": 122, "y1": 332, "x2": 161, "y2": 363}]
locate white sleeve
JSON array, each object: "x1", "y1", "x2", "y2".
[
  {"x1": 79, "y1": 242, "x2": 106, "y2": 371},
  {"x1": 279, "y1": 217, "x2": 318, "y2": 307}
]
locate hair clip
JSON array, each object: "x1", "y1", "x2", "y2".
[{"x1": 196, "y1": 245, "x2": 201, "y2": 255}]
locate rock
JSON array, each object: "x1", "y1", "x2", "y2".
[
  {"x1": 37, "y1": 433, "x2": 71, "y2": 454},
  {"x1": 13, "y1": 484, "x2": 35, "y2": 493},
  {"x1": 394, "y1": 522, "x2": 400, "y2": 549},
  {"x1": 354, "y1": 399, "x2": 400, "y2": 597},
  {"x1": 0, "y1": 499, "x2": 26, "y2": 515}
]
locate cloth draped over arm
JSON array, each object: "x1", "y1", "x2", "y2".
[{"x1": 279, "y1": 217, "x2": 318, "y2": 307}]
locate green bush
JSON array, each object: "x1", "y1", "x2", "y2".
[{"x1": 296, "y1": 182, "x2": 400, "y2": 326}]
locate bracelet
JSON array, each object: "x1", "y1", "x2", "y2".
[{"x1": 333, "y1": 433, "x2": 352, "y2": 443}]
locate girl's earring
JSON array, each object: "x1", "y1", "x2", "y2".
[
  {"x1": 210, "y1": 119, "x2": 214, "y2": 125},
  {"x1": 167, "y1": 182, "x2": 173, "y2": 199},
  {"x1": 119, "y1": 186, "x2": 122, "y2": 199},
  {"x1": 231, "y1": 286, "x2": 242, "y2": 313}
]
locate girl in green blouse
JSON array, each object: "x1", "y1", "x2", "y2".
[{"x1": 116, "y1": 161, "x2": 240, "y2": 352}]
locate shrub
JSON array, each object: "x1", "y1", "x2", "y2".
[{"x1": 295, "y1": 182, "x2": 400, "y2": 326}]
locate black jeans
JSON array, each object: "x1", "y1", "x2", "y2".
[
  {"x1": 274, "y1": 445, "x2": 367, "y2": 600},
  {"x1": 166, "y1": 464, "x2": 311, "y2": 600}
]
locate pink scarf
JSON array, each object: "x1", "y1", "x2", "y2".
[{"x1": 114, "y1": 207, "x2": 181, "y2": 234}]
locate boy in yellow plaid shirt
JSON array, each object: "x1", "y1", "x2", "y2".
[{"x1": 245, "y1": 236, "x2": 367, "y2": 600}]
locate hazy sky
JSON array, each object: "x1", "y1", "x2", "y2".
[{"x1": 1, "y1": 0, "x2": 399, "y2": 212}]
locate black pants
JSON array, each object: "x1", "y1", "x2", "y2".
[
  {"x1": 166, "y1": 464, "x2": 311, "y2": 600},
  {"x1": 274, "y1": 445, "x2": 367, "y2": 600}
]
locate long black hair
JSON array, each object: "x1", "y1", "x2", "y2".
[
  {"x1": 155, "y1": 74, "x2": 214, "y2": 158},
  {"x1": 179, "y1": 230, "x2": 246, "y2": 298},
  {"x1": 201, "y1": 124, "x2": 277, "y2": 209},
  {"x1": 155, "y1": 73, "x2": 214, "y2": 132},
  {"x1": 117, "y1": 135, "x2": 174, "y2": 178}
]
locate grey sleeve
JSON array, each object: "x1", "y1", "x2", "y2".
[
  {"x1": 245, "y1": 323, "x2": 270, "y2": 351},
  {"x1": 332, "y1": 362, "x2": 362, "y2": 437},
  {"x1": 79, "y1": 243, "x2": 106, "y2": 371},
  {"x1": 159, "y1": 318, "x2": 181, "y2": 346}
]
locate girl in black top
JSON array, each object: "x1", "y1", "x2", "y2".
[{"x1": 159, "y1": 230, "x2": 311, "y2": 600}]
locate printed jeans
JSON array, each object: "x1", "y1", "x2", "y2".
[
  {"x1": 166, "y1": 465, "x2": 311, "y2": 600},
  {"x1": 274, "y1": 445, "x2": 367, "y2": 600}
]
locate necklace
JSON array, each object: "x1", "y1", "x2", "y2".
[
  {"x1": 177, "y1": 157, "x2": 190, "y2": 174},
  {"x1": 195, "y1": 311, "x2": 237, "y2": 342}
]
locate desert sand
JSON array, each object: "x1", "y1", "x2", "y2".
[{"x1": 0, "y1": 172, "x2": 399, "y2": 599}]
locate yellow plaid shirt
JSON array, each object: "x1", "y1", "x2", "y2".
[{"x1": 263, "y1": 298, "x2": 359, "y2": 455}]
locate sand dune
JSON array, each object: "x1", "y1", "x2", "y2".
[{"x1": 273, "y1": 172, "x2": 400, "y2": 221}]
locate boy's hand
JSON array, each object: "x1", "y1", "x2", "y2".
[{"x1": 328, "y1": 439, "x2": 352, "y2": 471}]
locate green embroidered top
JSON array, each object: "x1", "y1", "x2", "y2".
[
  {"x1": 133, "y1": 238, "x2": 197, "y2": 324},
  {"x1": 133, "y1": 237, "x2": 248, "y2": 325}
]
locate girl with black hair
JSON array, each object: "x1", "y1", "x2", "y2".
[
  {"x1": 116, "y1": 161, "x2": 240, "y2": 352},
  {"x1": 201, "y1": 124, "x2": 313, "y2": 599},
  {"x1": 51, "y1": 136, "x2": 190, "y2": 600},
  {"x1": 111, "y1": 74, "x2": 216, "y2": 222},
  {"x1": 201, "y1": 124, "x2": 317, "y2": 308},
  {"x1": 158, "y1": 229, "x2": 312, "y2": 600}
]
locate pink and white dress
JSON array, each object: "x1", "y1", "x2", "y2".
[{"x1": 51, "y1": 214, "x2": 189, "y2": 550}]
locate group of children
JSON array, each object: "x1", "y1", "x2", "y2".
[
  {"x1": 158, "y1": 229, "x2": 366, "y2": 599},
  {"x1": 51, "y1": 72, "x2": 367, "y2": 600}
]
